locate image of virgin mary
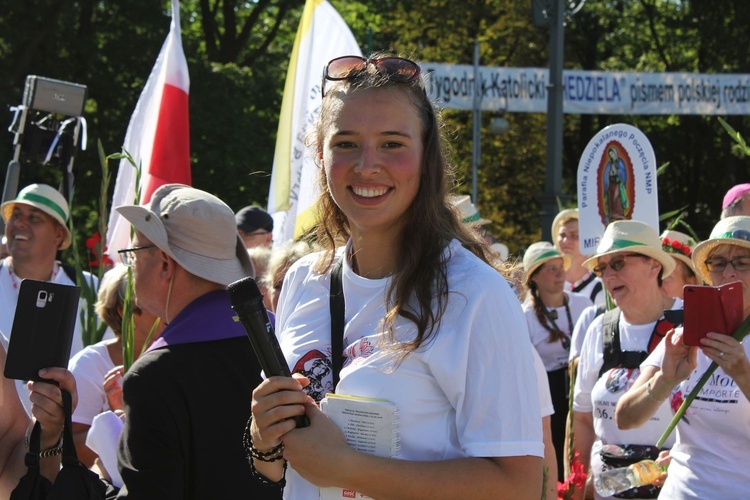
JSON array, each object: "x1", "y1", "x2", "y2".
[{"x1": 602, "y1": 146, "x2": 630, "y2": 224}]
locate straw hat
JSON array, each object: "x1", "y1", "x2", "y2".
[
  {"x1": 116, "y1": 184, "x2": 255, "y2": 286},
  {"x1": 451, "y1": 195, "x2": 491, "y2": 226},
  {"x1": 523, "y1": 242, "x2": 571, "y2": 277},
  {"x1": 659, "y1": 230, "x2": 697, "y2": 276},
  {"x1": 551, "y1": 208, "x2": 578, "y2": 252},
  {"x1": 692, "y1": 216, "x2": 750, "y2": 284},
  {"x1": 582, "y1": 220, "x2": 675, "y2": 277},
  {"x1": 1, "y1": 184, "x2": 72, "y2": 249},
  {"x1": 491, "y1": 242, "x2": 509, "y2": 261}
]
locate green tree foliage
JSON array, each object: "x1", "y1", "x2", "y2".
[
  {"x1": 0, "y1": 0, "x2": 300, "y2": 257},
  {"x1": 1, "y1": 0, "x2": 749, "y2": 261}
]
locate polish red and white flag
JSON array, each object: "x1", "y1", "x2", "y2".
[{"x1": 106, "y1": 0, "x2": 191, "y2": 261}]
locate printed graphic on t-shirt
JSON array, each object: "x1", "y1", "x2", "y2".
[
  {"x1": 345, "y1": 337, "x2": 375, "y2": 365},
  {"x1": 672, "y1": 369, "x2": 744, "y2": 426},
  {"x1": 293, "y1": 349, "x2": 334, "y2": 402},
  {"x1": 605, "y1": 367, "x2": 638, "y2": 393}
]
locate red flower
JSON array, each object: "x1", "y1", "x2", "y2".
[
  {"x1": 85, "y1": 232, "x2": 112, "y2": 269},
  {"x1": 557, "y1": 452, "x2": 587, "y2": 499},
  {"x1": 670, "y1": 390, "x2": 683, "y2": 414},
  {"x1": 681, "y1": 244, "x2": 691, "y2": 256},
  {"x1": 569, "y1": 453, "x2": 587, "y2": 488},
  {"x1": 661, "y1": 237, "x2": 671, "y2": 246},
  {"x1": 671, "y1": 240, "x2": 682, "y2": 250},
  {"x1": 86, "y1": 232, "x2": 101, "y2": 250}
]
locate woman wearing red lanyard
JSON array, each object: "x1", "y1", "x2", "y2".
[{"x1": 522, "y1": 242, "x2": 593, "y2": 482}]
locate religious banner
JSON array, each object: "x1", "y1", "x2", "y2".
[{"x1": 577, "y1": 124, "x2": 659, "y2": 254}]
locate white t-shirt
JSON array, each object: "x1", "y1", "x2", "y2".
[
  {"x1": 565, "y1": 273, "x2": 605, "y2": 307},
  {"x1": 570, "y1": 304, "x2": 601, "y2": 361},
  {"x1": 573, "y1": 312, "x2": 676, "y2": 500},
  {"x1": 276, "y1": 240, "x2": 544, "y2": 499},
  {"x1": 69, "y1": 339, "x2": 116, "y2": 425},
  {"x1": 643, "y1": 338, "x2": 750, "y2": 499},
  {"x1": 523, "y1": 292, "x2": 593, "y2": 371},
  {"x1": 533, "y1": 348, "x2": 554, "y2": 417}
]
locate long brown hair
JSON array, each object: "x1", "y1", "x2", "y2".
[
  {"x1": 311, "y1": 53, "x2": 495, "y2": 357},
  {"x1": 525, "y1": 269, "x2": 567, "y2": 344}
]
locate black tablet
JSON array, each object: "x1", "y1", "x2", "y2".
[{"x1": 4, "y1": 279, "x2": 81, "y2": 382}]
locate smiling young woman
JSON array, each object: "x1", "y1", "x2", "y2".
[{"x1": 248, "y1": 53, "x2": 545, "y2": 499}]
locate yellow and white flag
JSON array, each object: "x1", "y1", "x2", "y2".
[{"x1": 267, "y1": 0, "x2": 361, "y2": 244}]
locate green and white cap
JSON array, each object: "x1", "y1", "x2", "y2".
[
  {"x1": 1, "y1": 184, "x2": 72, "y2": 249},
  {"x1": 582, "y1": 220, "x2": 675, "y2": 277},
  {"x1": 523, "y1": 241, "x2": 571, "y2": 276},
  {"x1": 692, "y1": 216, "x2": 750, "y2": 283}
]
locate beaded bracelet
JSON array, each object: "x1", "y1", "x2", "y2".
[
  {"x1": 646, "y1": 379, "x2": 667, "y2": 403},
  {"x1": 243, "y1": 416, "x2": 285, "y2": 462},
  {"x1": 243, "y1": 416, "x2": 287, "y2": 488}
]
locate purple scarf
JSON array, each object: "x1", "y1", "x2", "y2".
[{"x1": 146, "y1": 290, "x2": 275, "y2": 352}]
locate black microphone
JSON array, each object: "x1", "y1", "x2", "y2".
[{"x1": 228, "y1": 276, "x2": 309, "y2": 428}]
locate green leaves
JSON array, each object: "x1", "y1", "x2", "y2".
[{"x1": 718, "y1": 116, "x2": 750, "y2": 158}]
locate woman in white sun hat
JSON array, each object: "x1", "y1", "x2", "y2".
[
  {"x1": 572, "y1": 220, "x2": 679, "y2": 499},
  {"x1": 617, "y1": 216, "x2": 750, "y2": 498},
  {"x1": 522, "y1": 242, "x2": 593, "y2": 483},
  {"x1": 659, "y1": 229, "x2": 699, "y2": 299}
]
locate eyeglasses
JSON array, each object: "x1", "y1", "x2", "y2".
[
  {"x1": 118, "y1": 245, "x2": 156, "y2": 267},
  {"x1": 705, "y1": 256, "x2": 750, "y2": 274},
  {"x1": 322, "y1": 55, "x2": 422, "y2": 97},
  {"x1": 591, "y1": 253, "x2": 648, "y2": 277},
  {"x1": 540, "y1": 263, "x2": 565, "y2": 274}
]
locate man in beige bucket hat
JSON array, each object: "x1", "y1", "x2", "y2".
[{"x1": 113, "y1": 184, "x2": 272, "y2": 498}]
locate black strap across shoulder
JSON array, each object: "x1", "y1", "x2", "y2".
[
  {"x1": 598, "y1": 307, "x2": 671, "y2": 378},
  {"x1": 571, "y1": 272, "x2": 597, "y2": 294},
  {"x1": 598, "y1": 307, "x2": 649, "y2": 378},
  {"x1": 329, "y1": 256, "x2": 345, "y2": 391},
  {"x1": 589, "y1": 281, "x2": 603, "y2": 303}
]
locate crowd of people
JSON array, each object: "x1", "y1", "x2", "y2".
[{"x1": 1, "y1": 53, "x2": 749, "y2": 500}]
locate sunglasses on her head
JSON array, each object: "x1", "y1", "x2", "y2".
[{"x1": 322, "y1": 55, "x2": 422, "y2": 97}]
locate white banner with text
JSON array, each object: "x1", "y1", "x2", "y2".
[{"x1": 422, "y1": 62, "x2": 750, "y2": 115}]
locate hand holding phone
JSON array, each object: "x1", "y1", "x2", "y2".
[
  {"x1": 4, "y1": 280, "x2": 80, "y2": 382},
  {"x1": 682, "y1": 282, "x2": 744, "y2": 347}
]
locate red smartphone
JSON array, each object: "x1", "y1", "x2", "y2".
[{"x1": 682, "y1": 282, "x2": 744, "y2": 346}]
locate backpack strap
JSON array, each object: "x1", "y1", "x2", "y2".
[
  {"x1": 572, "y1": 272, "x2": 597, "y2": 294},
  {"x1": 329, "y1": 256, "x2": 345, "y2": 391},
  {"x1": 599, "y1": 307, "x2": 622, "y2": 378},
  {"x1": 599, "y1": 307, "x2": 664, "y2": 378},
  {"x1": 589, "y1": 281, "x2": 603, "y2": 304},
  {"x1": 61, "y1": 263, "x2": 78, "y2": 285}
]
